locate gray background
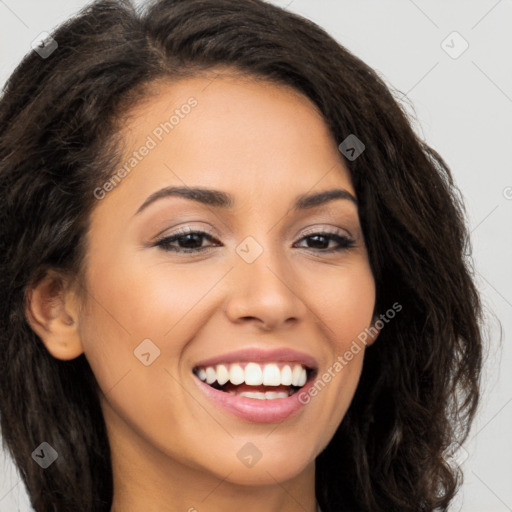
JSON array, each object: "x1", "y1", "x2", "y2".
[{"x1": 1, "y1": 1, "x2": 511, "y2": 510}]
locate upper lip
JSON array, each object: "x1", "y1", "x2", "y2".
[{"x1": 193, "y1": 347, "x2": 318, "y2": 370}]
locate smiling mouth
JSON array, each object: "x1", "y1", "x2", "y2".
[{"x1": 193, "y1": 362, "x2": 314, "y2": 399}]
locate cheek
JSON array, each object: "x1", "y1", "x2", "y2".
[
  {"x1": 300, "y1": 262, "x2": 375, "y2": 429},
  {"x1": 306, "y1": 260, "x2": 376, "y2": 347},
  {"x1": 81, "y1": 254, "x2": 195, "y2": 347},
  {"x1": 77, "y1": 254, "x2": 227, "y2": 404},
  {"x1": 86, "y1": 245, "x2": 219, "y2": 330}
]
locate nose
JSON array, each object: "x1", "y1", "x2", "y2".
[{"x1": 223, "y1": 242, "x2": 308, "y2": 332}]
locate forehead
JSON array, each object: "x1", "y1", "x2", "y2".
[
  {"x1": 95, "y1": 72, "x2": 355, "y2": 217},
  {"x1": 123, "y1": 72, "x2": 337, "y2": 153}
]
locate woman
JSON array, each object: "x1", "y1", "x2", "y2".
[{"x1": 0, "y1": 0, "x2": 483, "y2": 510}]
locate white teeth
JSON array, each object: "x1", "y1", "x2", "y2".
[
  {"x1": 205, "y1": 366, "x2": 217, "y2": 385},
  {"x1": 229, "y1": 364, "x2": 245, "y2": 385},
  {"x1": 265, "y1": 391, "x2": 289, "y2": 399},
  {"x1": 238, "y1": 391, "x2": 266, "y2": 400},
  {"x1": 262, "y1": 363, "x2": 281, "y2": 386},
  {"x1": 196, "y1": 367, "x2": 206, "y2": 381},
  {"x1": 196, "y1": 362, "x2": 309, "y2": 388},
  {"x1": 245, "y1": 362, "x2": 263, "y2": 385},
  {"x1": 235, "y1": 391, "x2": 290, "y2": 400},
  {"x1": 291, "y1": 364, "x2": 306, "y2": 386},
  {"x1": 215, "y1": 364, "x2": 230, "y2": 386},
  {"x1": 280, "y1": 365, "x2": 293, "y2": 386},
  {"x1": 297, "y1": 368, "x2": 307, "y2": 386}
]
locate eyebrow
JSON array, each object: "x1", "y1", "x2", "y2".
[{"x1": 134, "y1": 186, "x2": 357, "y2": 216}]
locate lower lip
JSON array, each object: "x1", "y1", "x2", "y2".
[{"x1": 194, "y1": 376, "x2": 315, "y2": 423}]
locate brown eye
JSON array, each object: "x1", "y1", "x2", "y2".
[
  {"x1": 154, "y1": 230, "x2": 220, "y2": 253},
  {"x1": 294, "y1": 231, "x2": 356, "y2": 252}
]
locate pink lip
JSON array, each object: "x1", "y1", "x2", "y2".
[
  {"x1": 193, "y1": 347, "x2": 318, "y2": 370},
  {"x1": 193, "y1": 372, "x2": 316, "y2": 423}
]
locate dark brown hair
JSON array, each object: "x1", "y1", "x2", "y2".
[{"x1": 0, "y1": 0, "x2": 483, "y2": 510}]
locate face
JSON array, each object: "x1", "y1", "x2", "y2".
[{"x1": 76, "y1": 71, "x2": 376, "y2": 488}]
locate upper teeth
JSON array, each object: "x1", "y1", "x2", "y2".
[{"x1": 195, "y1": 362, "x2": 308, "y2": 387}]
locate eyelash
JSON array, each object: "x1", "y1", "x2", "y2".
[{"x1": 153, "y1": 227, "x2": 356, "y2": 254}]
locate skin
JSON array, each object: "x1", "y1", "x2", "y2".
[{"x1": 26, "y1": 69, "x2": 379, "y2": 512}]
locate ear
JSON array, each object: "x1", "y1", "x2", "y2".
[
  {"x1": 364, "y1": 314, "x2": 382, "y2": 347},
  {"x1": 24, "y1": 270, "x2": 84, "y2": 360}
]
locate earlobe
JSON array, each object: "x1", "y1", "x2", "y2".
[
  {"x1": 365, "y1": 315, "x2": 382, "y2": 346},
  {"x1": 24, "y1": 271, "x2": 84, "y2": 361}
]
